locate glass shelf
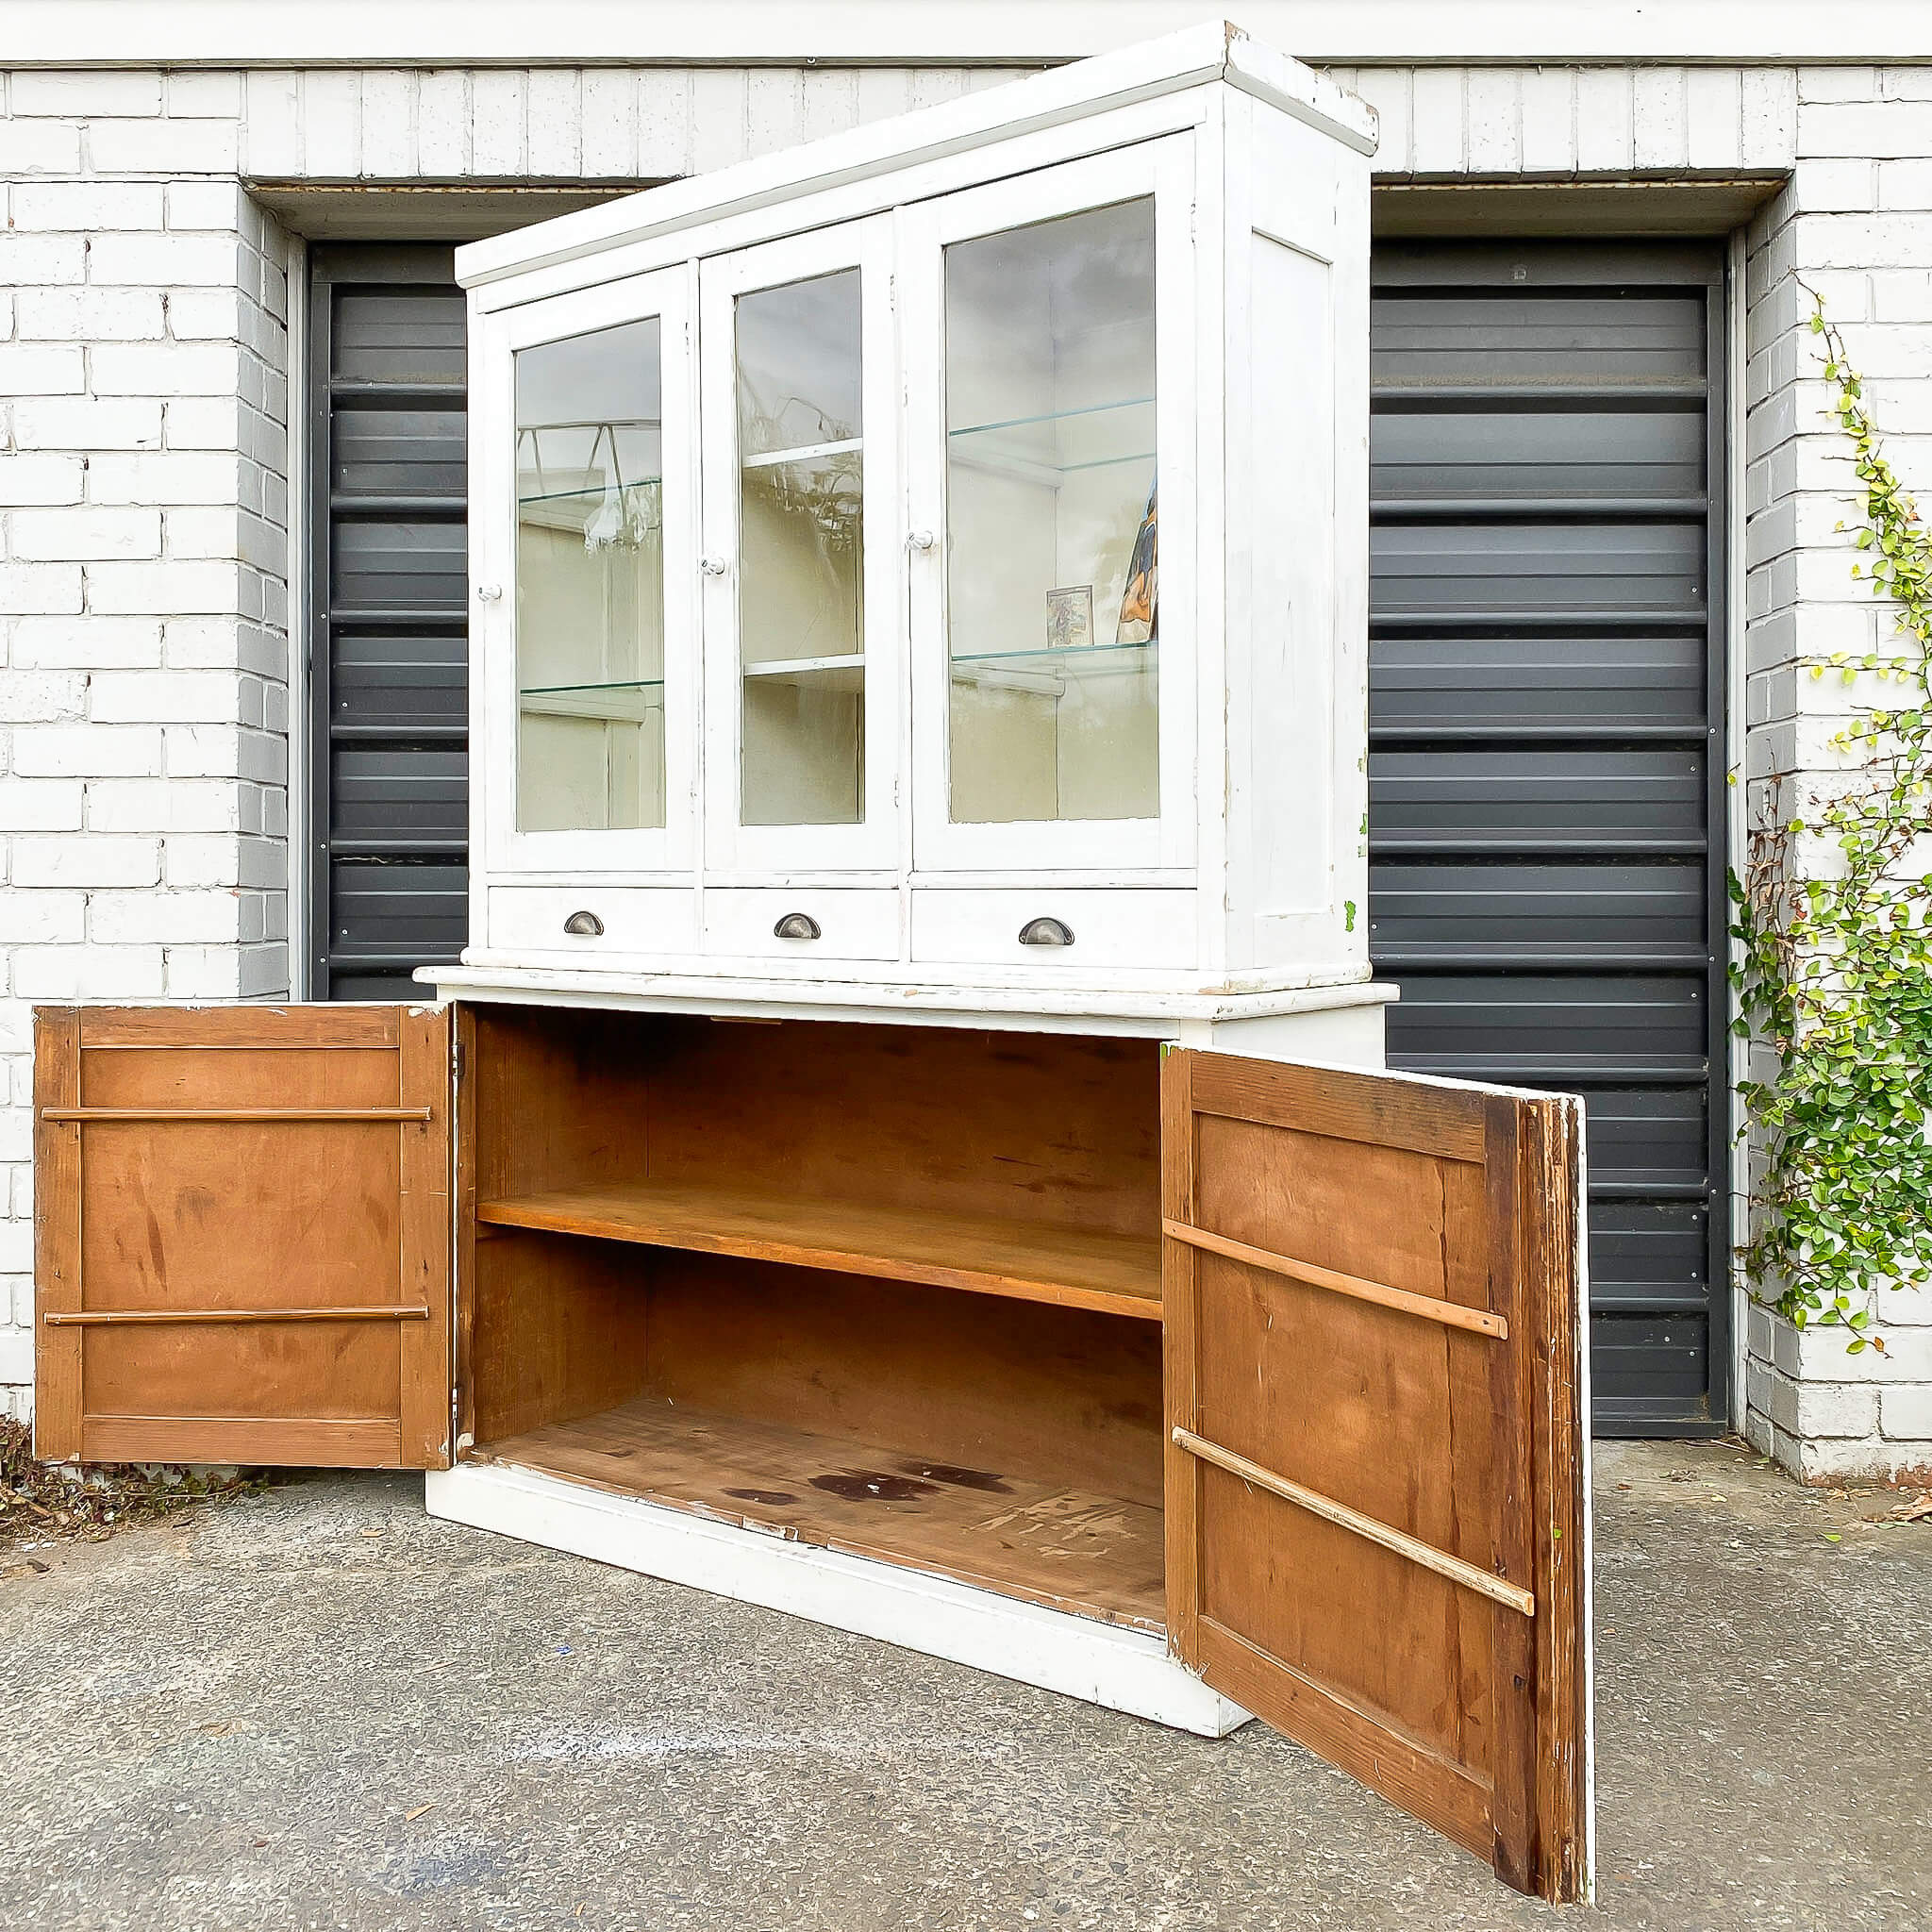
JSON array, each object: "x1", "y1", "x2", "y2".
[
  {"x1": 518, "y1": 479, "x2": 663, "y2": 507},
  {"x1": 520, "y1": 679, "x2": 666, "y2": 695},
  {"x1": 950, "y1": 641, "x2": 1157, "y2": 668},
  {"x1": 947, "y1": 396, "x2": 1154, "y2": 440}
]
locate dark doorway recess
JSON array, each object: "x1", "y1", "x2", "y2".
[
  {"x1": 1367, "y1": 241, "x2": 1729, "y2": 1436},
  {"x1": 306, "y1": 245, "x2": 469, "y2": 1000}
]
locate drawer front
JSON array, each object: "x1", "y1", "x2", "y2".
[
  {"x1": 909, "y1": 889, "x2": 1198, "y2": 973},
  {"x1": 704, "y1": 888, "x2": 903, "y2": 962},
  {"x1": 487, "y1": 886, "x2": 698, "y2": 958}
]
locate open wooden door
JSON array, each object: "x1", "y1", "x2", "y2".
[
  {"x1": 33, "y1": 1005, "x2": 454, "y2": 1470},
  {"x1": 1162, "y1": 1048, "x2": 1589, "y2": 1902}
]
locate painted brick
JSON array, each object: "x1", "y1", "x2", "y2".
[
  {"x1": 9, "y1": 70, "x2": 162, "y2": 116},
  {"x1": 1881, "y1": 1385, "x2": 1932, "y2": 1440},
  {"x1": 12, "y1": 724, "x2": 163, "y2": 778},
  {"x1": 86, "y1": 560, "x2": 242, "y2": 619},
  {"x1": 0, "y1": 779, "x2": 85, "y2": 832},
  {"x1": 1408, "y1": 67, "x2": 1464, "y2": 175},
  {"x1": 0, "y1": 344, "x2": 86, "y2": 398},
  {"x1": 9, "y1": 616, "x2": 162, "y2": 671},
  {"x1": 0, "y1": 671, "x2": 86, "y2": 722},
  {"x1": 527, "y1": 70, "x2": 584, "y2": 178},
  {"x1": 1878, "y1": 159, "x2": 1932, "y2": 209},
  {"x1": 10, "y1": 942, "x2": 166, "y2": 1001},
  {"x1": 0, "y1": 233, "x2": 86, "y2": 287},
  {"x1": 581, "y1": 71, "x2": 639, "y2": 178},
  {"x1": 166, "y1": 71, "x2": 242, "y2": 119},
  {"x1": 165, "y1": 180, "x2": 246, "y2": 233},
  {"x1": 0, "y1": 455, "x2": 85, "y2": 508},
  {"x1": 14, "y1": 288, "x2": 168, "y2": 342},
  {"x1": 302, "y1": 70, "x2": 362, "y2": 177},
  {"x1": 1520, "y1": 67, "x2": 1574, "y2": 175},
  {"x1": 10, "y1": 396, "x2": 163, "y2": 452},
  {"x1": 12, "y1": 835, "x2": 160, "y2": 889},
  {"x1": 0, "y1": 121, "x2": 85, "y2": 174},
  {"x1": 85, "y1": 777, "x2": 243, "y2": 835},
  {"x1": 89, "y1": 669, "x2": 242, "y2": 725},
  {"x1": 1633, "y1": 67, "x2": 1690, "y2": 170},
  {"x1": 9, "y1": 181, "x2": 166, "y2": 232},
  {"x1": 8, "y1": 507, "x2": 161, "y2": 563},
  {"x1": 0, "y1": 892, "x2": 85, "y2": 945},
  {"x1": 417, "y1": 70, "x2": 471, "y2": 175},
  {"x1": 90, "y1": 342, "x2": 242, "y2": 398},
  {"x1": 359, "y1": 71, "x2": 417, "y2": 178},
  {"x1": 473, "y1": 72, "x2": 529, "y2": 176},
  {"x1": 0, "y1": 565, "x2": 83, "y2": 618},
  {"x1": 87, "y1": 233, "x2": 246, "y2": 290},
  {"x1": 85, "y1": 117, "x2": 240, "y2": 175},
  {"x1": 89, "y1": 889, "x2": 242, "y2": 945},
  {"x1": 1463, "y1": 69, "x2": 1521, "y2": 175},
  {"x1": 1687, "y1": 65, "x2": 1743, "y2": 170},
  {"x1": 1799, "y1": 99, "x2": 1932, "y2": 160}
]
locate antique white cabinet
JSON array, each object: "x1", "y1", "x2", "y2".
[
  {"x1": 442, "y1": 20, "x2": 1380, "y2": 1040},
  {"x1": 32, "y1": 29, "x2": 1592, "y2": 1903}
]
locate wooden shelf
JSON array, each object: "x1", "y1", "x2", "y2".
[
  {"x1": 475, "y1": 1177, "x2": 1162, "y2": 1322},
  {"x1": 481, "y1": 1396, "x2": 1166, "y2": 1631}
]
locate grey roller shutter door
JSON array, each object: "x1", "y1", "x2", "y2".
[
  {"x1": 1368, "y1": 241, "x2": 1729, "y2": 1435},
  {"x1": 307, "y1": 245, "x2": 468, "y2": 1000}
]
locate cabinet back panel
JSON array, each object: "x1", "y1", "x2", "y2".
[
  {"x1": 640, "y1": 1017, "x2": 1160, "y2": 1236},
  {"x1": 643, "y1": 1253, "x2": 1163, "y2": 1507},
  {"x1": 475, "y1": 1008, "x2": 1160, "y2": 1236}
]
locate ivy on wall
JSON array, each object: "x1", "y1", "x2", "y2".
[{"x1": 1731, "y1": 297, "x2": 1932, "y2": 1349}]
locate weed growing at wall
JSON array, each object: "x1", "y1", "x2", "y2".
[{"x1": 1731, "y1": 298, "x2": 1932, "y2": 1348}]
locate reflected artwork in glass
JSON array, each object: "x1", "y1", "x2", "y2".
[
  {"x1": 514, "y1": 317, "x2": 667, "y2": 834},
  {"x1": 943, "y1": 198, "x2": 1158, "y2": 824},
  {"x1": 735, "y1": 269, "x2": 866, "y2": 826}
]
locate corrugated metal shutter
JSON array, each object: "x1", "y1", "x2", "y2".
[
  {"x1": 307, "y1": 245, "x2": 468, "y2": 1000},
  {"x1": 1368, "y1": 242, "x2": 1728, "y2": 1436}
]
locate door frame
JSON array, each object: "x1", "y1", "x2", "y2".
[{"x1": 1366, "y1": 239, "x2": 1733, "y2": 1437}]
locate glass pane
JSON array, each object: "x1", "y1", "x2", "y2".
[
  {"x1": 943, "y1": 199, "x2": 1158, "y2": 824},
  {"x1": 736, "y1": 270, "x2": 865, "y2": 826},
  {"x1": 514, "y1": 318, "x2": 666, "y2": 834}
]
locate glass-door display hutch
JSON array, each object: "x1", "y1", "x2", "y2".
[
  {"x1": 450, "y1": 21, "x2": 1378, "y2": 1018},
  {"x1": 33, "y1": 30, "x2": 1592, "y2": 1903}
]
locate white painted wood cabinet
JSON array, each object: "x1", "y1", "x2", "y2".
[{"x1": 453, "y1": 24, "x2": 1376, "y2": 1016}]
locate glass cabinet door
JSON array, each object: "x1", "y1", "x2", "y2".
[
  {"x1": 480, "y1": 269, "x2": 696, "y2": 872},
  {"x1": 907, "y1": 144, "x2": 1195, "y2": 873},
  {"x1": 700, "y1": 219, "x2": 899, "y2": 873}
]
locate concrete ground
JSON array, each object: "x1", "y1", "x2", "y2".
[{"x1": 1, "y1": 1438, "x2": 1926, "y2": 1932}]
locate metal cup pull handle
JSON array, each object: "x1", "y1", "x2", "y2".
[
  {"x1": 773, "y1": 912, "x2": 822, "y2": 941},
  {"x1": 562, "y1": 909, "x2": 604, "y2": 937},
  {"x1": 1017, "y1": 916, "x2": 1074, "y2": 948}
]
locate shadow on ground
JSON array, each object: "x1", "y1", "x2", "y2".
[{"x1": 2, "y1": 1438, "x2": 1926, "y2": 1931}]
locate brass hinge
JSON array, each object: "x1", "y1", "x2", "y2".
[{"x1": 451, "y1": 1035, "x2": 466, "y2": 1086}]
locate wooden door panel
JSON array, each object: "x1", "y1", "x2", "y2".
[
  {"x1": 34, "y1": 1004, "x2": 454, "y2": 1471},
  {"x1": 1164, "y1": 1049, "x2": 1588, "y2": 1903}
]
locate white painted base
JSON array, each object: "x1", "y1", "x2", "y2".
[{"x1": 425, "y1": 1460, "x2": 1252, "y2": 1739}]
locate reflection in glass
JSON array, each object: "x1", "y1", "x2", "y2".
[
  {"x1": 735, "y1": 270, "x2": 865, "y2": 826},
  {"x1": 944, "y1": 199, "x2": 1158, "y2": 824},
  {"x1": 514, "y1": 318, "x2": 666, "y2": 834}
]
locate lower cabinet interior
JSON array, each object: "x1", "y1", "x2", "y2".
[{"x1": 461, "y1": 1006, "x2": 1168, "y2": 1631}]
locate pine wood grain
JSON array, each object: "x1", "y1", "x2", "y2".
[
  {"x1": 477, "y1": 1179, "x2": 1162, "y2": 1321},
  {"x1": 484, "y1": 1395, "x2": 1166, "y2": 1631}
]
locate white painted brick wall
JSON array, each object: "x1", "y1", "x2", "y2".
[
  {"x1": 0, "y1": 53, "x2": 1927, "y2": 1474},
  {"x1": 1737, "y1": 68, "x2": 1932, "y2": 1484}
]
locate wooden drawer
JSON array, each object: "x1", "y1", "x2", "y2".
[
  {"x1": 486, "y1": 886, "x2": 698, "y2": 958},
  {"x1": 703, "y1": 888, "x2": 903, "y2": 962},
  {"x1": 909, "y1": 889, "x2": 1198, "y2": 973}
]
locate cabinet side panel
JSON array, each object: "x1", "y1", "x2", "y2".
[{"x1": 1223, "y1": 104, "x2": 1371, "y2": 977}]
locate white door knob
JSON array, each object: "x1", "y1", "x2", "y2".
[
  {"x1": 700, "y1": 554, "x2": 728, "y2": 576},
  {"x1": 907, "y1": 528, "x2": 936, "y2": 553},
  {"x1": 476, "y1": 583, "x2": 503, "y2": 601}
]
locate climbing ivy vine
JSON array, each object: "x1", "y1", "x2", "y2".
[{"x1": 1730, "y1": 296, "x2": 1932, "y2": 1349}]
